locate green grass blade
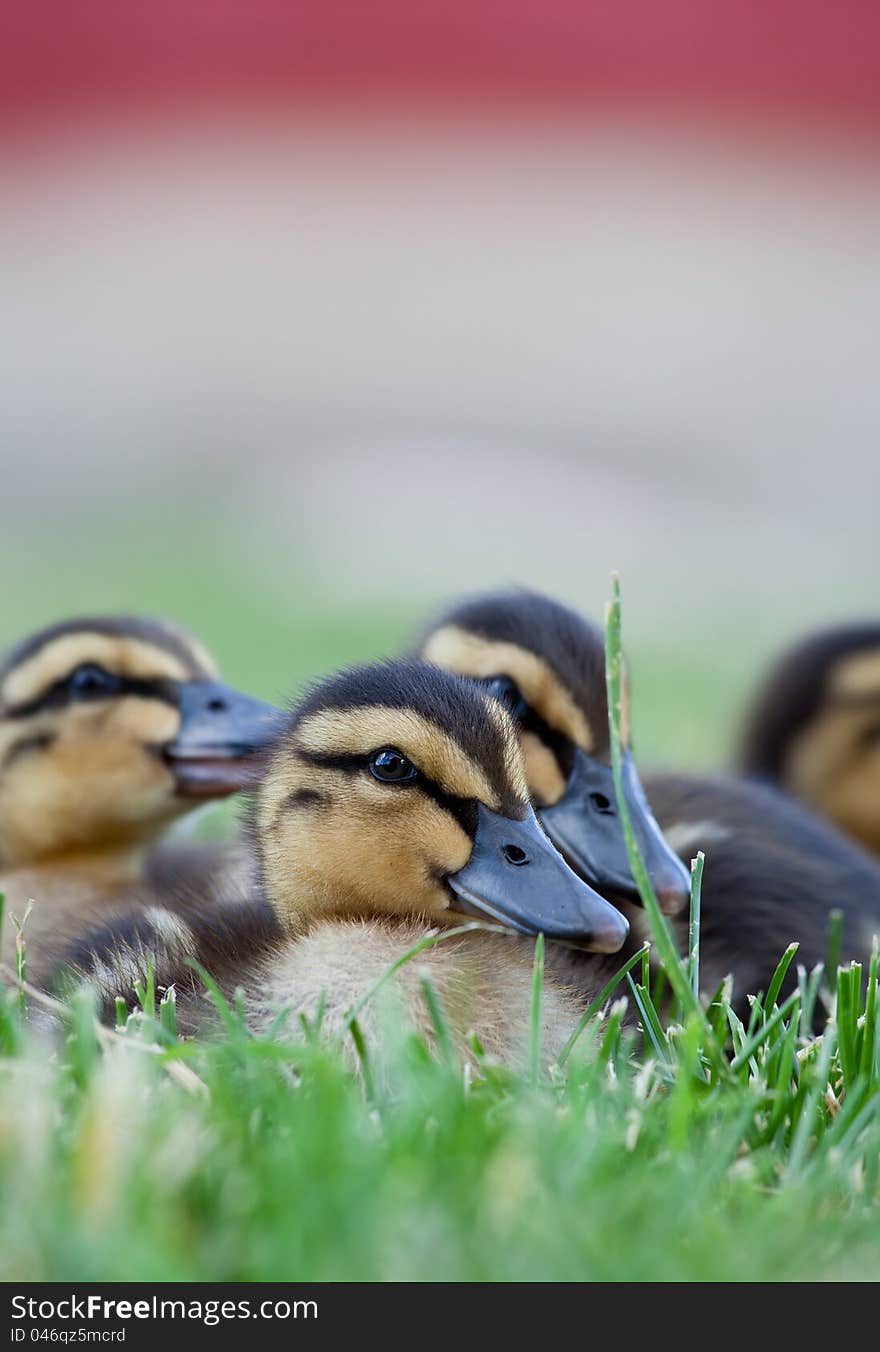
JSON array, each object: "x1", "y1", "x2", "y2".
[
  {"x1": 557, "y1": 943, "x2": 648, "y2": 1067},
  {"x1": 627, "y1": 975, "x2": 671, "y2": 1070},
  {"x1": 347, "y1": 1016, "x2": 376, "y2": 1101},
  {"x1": 825, "y1": 910, "x2": 843, "y2": 984},
  {"x1": 419, "y1": 972, "x2": 456, "y2": 1070},
  {"x1": 185, "y1": 958, "x2": 252, "y2": 1039},
  {"x1": 764, "y1": 943, "x2": 799, "y2": 1017},
  {"x1": 837, "y1": 963, "x2": 860, "y2": 1090},
  {"x1": 786, "y1": 1026, "x2": 837, "y2": 1179},
  {"x1": 605, "y1": 576, "x2": 724, "y2": 1076},
  {"x1": 730, "y1": 990, "x2": 800, "y2": 1075},
  {"x1": 133, "y1": 957, "x2": 156, "y2": 1020},
  {"x1": 159, "y1": 986, "x2": 178, "y2": 1040},
  {"x1": 798, "y1": 963, "x2": 825, "y2": 1038},
  {"x1": 858, "y1": 942, "x2": 878, "y2": 1081},
  {"x1": 12, "y1": 904, "x2": 32, "y2": 1024},
  {"x1": 688, "y1": 851, "x2": 704, "y2": 1001}
]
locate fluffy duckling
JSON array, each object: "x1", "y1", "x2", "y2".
[
  {"x1": 739, "y1": 622, "x2": 880, "y2": 857},
  {"x1": 55, "y1": 660, "x2": 630, "y2": 1068},
  {"x1": 420, "y1": 590, "x2": 692, "y2": 915},
  {"x1": 420, "y1": 591, "x2": 880, "y2": 1014},
  {"x1": 0, "y1": 614, "x2": 281, "y2": 985}
]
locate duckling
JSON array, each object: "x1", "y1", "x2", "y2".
[
  {"x1": 420, "y1": 590, "x2": 692, "y2": 915},
  {"x1": 0, "y1": 614, "x2": 282, "y2": 986},
  {"x1": 55, "y1": 660, "x2": 630, "y2": 1068},
  {"x1": 739, "y1": 622, "x2": 880, "y2": 857},
  {"x1": 420, "y1": 591, "x2": 880, "y2": 1015}
]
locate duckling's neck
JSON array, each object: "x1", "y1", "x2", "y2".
[
  {"x1": 0, "y1": 846, "x2": 149, "y2": 948},
  {"x1": 262, "y1": 852, "x2": 459, "y2": 938},
  {"x1": 0, "y1": 843, "x2": 147, "y2": 890},
  {"x1": 0, "y1": 844, "x2": 152, "y2": 987},
  {"x1": 247, "y1": 916, "x2": 581, "y2": 1071}
]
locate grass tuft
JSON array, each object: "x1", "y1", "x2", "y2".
[{"x1": 0, "y1": 592, "x2": 877, "y2": 1280}]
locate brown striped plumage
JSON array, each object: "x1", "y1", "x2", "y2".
[
  {"x1": 420, "y1": 591, "x2": 880, "y2": 1021},
  {"x1": 739, "y1": 622, "x2": 880, "y2": 856},
  {"x1": 0, "y1": 615, "x2": 273, "y2": 987},
  {"x1": 53, "y1": 660, "x2": 622, "y2": 1069}
]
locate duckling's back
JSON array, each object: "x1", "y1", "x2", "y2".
[{"x1": 642, "y1": 772, "x2": 880, "y2": 1011}]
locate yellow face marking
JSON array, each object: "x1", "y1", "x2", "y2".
[
  {"x1": 257, "y1": 739, "x2": 474, "y2": 929},
  {"x1": 179, "y1": 634, "x2": 219, "y2": 681},
  {"x1": 255, "y1": 697, "x2": 529, "y2": 929},
  {"x1": 1, "y1": 634, "x2": 193, "y2": 709},
  {"x1": 785, "y1": 704, "x2": 880, "y2": 854},
  {"x1": 0, "y1": 695, "x2": 185, "y2": 865},
  {"x1": 422, "y1": 626, "x2": 596, "y2": 752},
  {"x1": 293, "y1": 703, "x2": 526, "y2": 807},
  {"x1": 779, "y1": 646, "x2": 880, "y2": 852},
  {"x1": 830, "y1": 649, "x2": 880, "y2": 700},
  {"x1": 0, "y1": 625, "x2": 220, "y2": 865},
  {"x1": 520, "y1": 730, "x2": 568, "y2": 807}
]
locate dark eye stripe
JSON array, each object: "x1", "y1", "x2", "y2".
[
  {"x1": 519, "y1": 705, "x2": 576, "y2": 778},
  {"x1": 477, "y1": 674, "x2": 577, "y2": 775},
  {"x1": 423, "y1": 781, "x2": 479, "y2": 837},
  {"x1": 294, "y1": 746, "x2": 480, "y2": 836},
  {"x1": 294, "y1": 748, "x2": 372, "y2": 775},
  {"x1": 0, "y1": 732, "x2": 56, "y2": 770},
  {"x1": 3, "y1": 674, "x2": 181, "y2": 721},
  {"x1": 483, "y1": 676, "x2": 528, "y2": 721},
  {"x1": 285, "y1": 788, "x2": 330, "y2": 810}
]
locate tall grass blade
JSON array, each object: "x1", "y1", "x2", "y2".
[
  {"x1": 729, "y1": 990, "x2": 800, "y2": 1074},
  {"x1": 786, "y1": 1026, "x2": 837, "y2": 1179},
  {"x1": 627, "y1": 975, "x2": 671, "y2": 1070},
  {"x1": 557, "y1": 944, "x2": 648, "y2": 1067},
  {"x1": 825, "y1": 910, "x2": 843, "y2": 985},
  {"x1": 605, "y1": 576, "x2": 724, "y2": 1076},
  {"x1": 12, "y1": 903, "x2": 32, "y2": 1024},
  {"x1": 858, "y1": 942, "x2": 878, "y2": 1081},
  {"x1": 764, "y1": 943, "x2": 799, "y2": 1017},
  {"x1": 688, "y1": 851, "x2": 704, "y2": 1001},
  {"x1": 419, "y1": 972, "x2": 456, "y2": 1070},
  {"x1": 348, "y1": 1016, "x2": 376, "y2": 1101}
]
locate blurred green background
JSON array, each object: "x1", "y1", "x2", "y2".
[{"x1": 1, "y1": 516, "x2": 765, "y2": 776}]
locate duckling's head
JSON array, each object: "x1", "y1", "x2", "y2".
[
  {"x1": 740, "y1": 622, "x2": 880, "y2": 854},
  {"x1": 420, "y1": 590, "x2": 691, "y2": 915},
  {"x1": 255, "y1": 659, "x2": 629, "y2": 952},
  {"x1": 0, "y1": 616, "x2": 282, "y2": 866}
]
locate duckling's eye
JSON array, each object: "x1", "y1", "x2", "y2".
[
  {"x1": 484, "y1": 676, "x2": 527, "y2": 721},
  {"x1": 369, "y1": 747, "x2": 419, "y2": 784},
  {"x1": 67, "y1": 663, "x2": 121, "y2": 699}
]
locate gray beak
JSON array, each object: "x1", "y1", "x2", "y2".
[
  {"x1": 163, "y1": 680, "x2": 285, "y2": 797},
  {"x1": 538, "y1": 748, "x2": 691, "y2": 916},
  {"x1": 447, "y1": 803, "x2": 629, "y2": 953}
]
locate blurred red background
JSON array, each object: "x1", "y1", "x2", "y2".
[{"x1": 4, "y1": 2, "x2": 880, "y2": 139}]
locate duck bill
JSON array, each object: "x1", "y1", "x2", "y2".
[
  {"x1": 539, "y1": 748, "x2": 690, "y2": 916},
  {"x1": 163, "y1": 680, "x2": 285, "y2": 798},
  {"x1": 446, "y1": 803, "x2": 629, "y2": 954}
]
